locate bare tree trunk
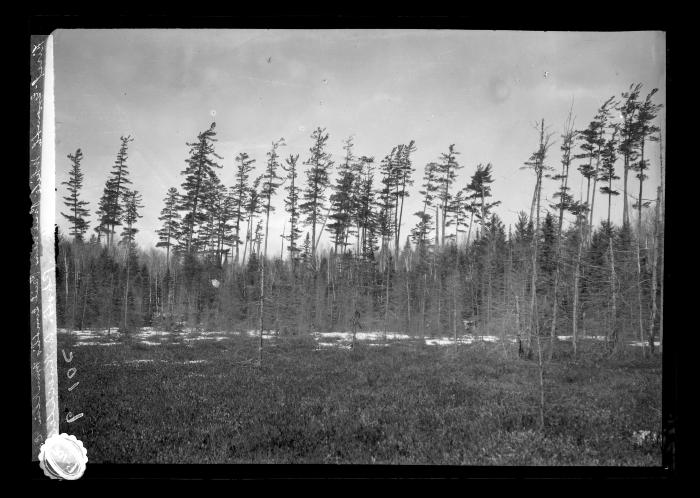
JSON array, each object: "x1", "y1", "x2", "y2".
[
  {"x1": 588, "y1": 166, "x2": 600, "y2": 245},
  {"x1": 258, "y1": 257, "x2": 264, "y2": 367},
  {"x1": 637, "y1": 142, "x2": 647, "y2": 358},
  {"x1": 330, "y1": 260, "x2": 337, "y2": 331},
  {"x1": 81, "y1": 272, "x2": 89, "y2": 330},
  {"x1": 64, "y1": 251, "x2": 70, "y2": 332},
  {"x1": 548, "y1": 127, "x2": 573, "y2": 361},
  {"x1": 487, "y1": 267, "x2": 493, "y2": 327},
  {"x1": 648, "y1": 185, "x2": 661, "y2": 354},
  {"x1": 529, "y1": 119, "x2": 546, "y2": 431},
  {"x1": 529, "y1": 175, "x2": 541, "y2": 227},
  {"x1": 535, "y1": 326, "x2": 546, "y2": 432},
  {"x1": 548, "y1": 251, "x2": 562, "y2": 361},
  {"x1": 529, "y1": 233, "x2": 538, "y2": 359},
  {"x1": 242, "y1": 215, "x2": 252, "y2": 267},
  {"x1": 453, "y1": 275, "x2": 458, "y2": 346},
  {"x1": 528, "y1": 170, "x2": 542, "y2": 359},
  {"x1": 351, "y1": 281, "x2": 359, "y2": 349},
  {"x1": 572, "y1": 221, "x2": 583, "y2": 357},
  {"x1": 396, "y1": 178, "x2": 407, "y2": 268},
  {"x1": 658, "y1": 134, "x2": 665, "y2": 348},
  {"x1": 148, "y1": 270, "x2": 152, "y2": 323},
  {"x1": 582, "y1": 157, "x2": 593, "y2": 243},
  {"x1": 435, "y1": 206, "x2": 440, "y2": 248},
  {"x1": 384, "y1": 253, "x2": 390, "y2": 342},
  {"x1": 421, "y1": 273, "x2": 427, "y2": 340},
  {"x1": 155, "y1": 270, "x2": 161, "y2": 318},
  {"x1": 107, "y1": 273, "x2": 114, "y2": 336},
  {"x1": 453, "y1": 243, "x2": 460, "y2": 344},
  {"x1": 636, "y1": 238, "x2": 646, "y2": 358},
  {"x1": 124, "y1": 247, "x2": 131, "y2": 332},
  {"x1": 609, "y1": 236, "x2": 618, "y2": 351},
  {"x1": 622, "y1": 158, "x2": 630, "y2": 227},
  {"x1": 405, "y1": 273, "x2": 411, "y2": 334},
  {"x1": 526, "y1": 143, "x2": 546, "y2": 425},
  {"x1": 515, "y1": 292, "x2": 523, "y2": 357},
  {"x1": 465, "y1": 211, "x2": 475, "y2": 248},
  {"x1": 258, "y1": 195, "x2": 274, "y2": 366},
  {"x1": 436, "y1": 283, "x2": 441, "y2": 337},
  {"x1": 73, "y1": 257, "x2": 79, "y2": 333}
]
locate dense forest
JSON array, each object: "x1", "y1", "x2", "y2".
[{"x1": 56, "y1": 82, "x2": 664, "y2": 362}]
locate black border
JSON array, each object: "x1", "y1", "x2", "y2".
[{"x1": 23, "y1": 14, "x2": 681, "y2": 483}]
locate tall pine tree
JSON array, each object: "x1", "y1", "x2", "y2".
[
  {"x1": 231, "y1": 152, "x2": 256, "y2": 265},
  {"x1": 156, "y1": 187, "x2": 181, "y2": 270},
  {"x1": 327, "y1": 136, "x2": 357, "y2": 254},
  {"x1": 282, "y1": 153, "x2": 303, "y2": 263},
  {"x1": 61, "y1": 148, "x2": 90, "y2": 241},
  {"x1": 178, "y1": 122, "x2": 223, "y2": 254},
  {"x1": 437, "y1": 145, "x2": 462, "y2": 247},
  {"x1": 300, "y1": 127, "x2": 333, "y2": 262},
  {"x1": 102, "y1": 135, "x2": 134, "y2": 246}
]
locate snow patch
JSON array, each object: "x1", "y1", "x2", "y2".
[
  {"x1": 425, "y1": 338, "x2": 458, "y2": 346},
  {"x1": 316, "y1": 342, "x2": 352, "y2": 350},
  {"x1": 75, "y1": 341, "x2": 119, "y2": 346},
  {"x1": 135, "y1": 330, "x2": 171, "y2": 337},
  {"x1": 630, "y1": 341, "x2": 661, "y2": 347},
  {"x1": 478, "y1": 335, "x2": 500, "y2": 343},
  {"x1": 314, "y1": 331, "x2": 411, "y2": 342}
]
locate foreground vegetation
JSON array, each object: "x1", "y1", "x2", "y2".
[{"x1": 58, "y1": 333, "x2": 662, "y2": 465}]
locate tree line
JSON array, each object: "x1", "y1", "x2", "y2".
[{"x1": 57, "y1": 82, "x2": 664, "y2": 363}]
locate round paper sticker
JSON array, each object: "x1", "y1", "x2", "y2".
[{"x1": 39, "y1": 433, "x2": 88, "y2": 480}]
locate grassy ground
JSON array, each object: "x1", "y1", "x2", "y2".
[{"x1": 57, "y1": 332, "x2": 662, "y2": 465}]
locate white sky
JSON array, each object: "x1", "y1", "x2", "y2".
[{"x1": 53, "y1": 29, "x2": 666, "y2": 252}]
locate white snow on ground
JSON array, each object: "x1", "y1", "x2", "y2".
[
  {"x1": 59, "y1": 328, "x2": 122, "y2": 338},
  {"x1": 186, "y1": 330, "x2": 237, "y2": 336},
  {"x1": 425, "y1": 338, "x2": 457, "y2": 346},
  {"x1": 182, "y1": 332, "x2": 237, "y2": 341},
  {"x1": 424, "y1": 336, "x2": 478, "y2": 346},
  {"x1": 556, "y1": 335, "x2": 607, "y2": 341},
  {"x1": 244, "y1": 330, "x2": 279, "y2": 338},
  {"x1": 313, "y1": 331, "x2": 351, "y2": 339},
  {"x1": 357, "y1": 331, "x2": 411, "y2": 341},
  {"x1": 65, "y1": 327, "x2": 661, "y2": 352},
  {"x1": 75, "y1": 341, "x2": 119, "y2": 346},
  {"x1": 134, "y1": 330, "x2": 171, "y2": 337},
  {"x1": 422, "y1": 335, "x2": 510, "y2": 346},
  {"x1": 630, "y1": 341, "x2": 661, "y2": 347},
  {"x1": 316, "y1": 342, "x2": 352, "y2": 350},
  {"x1": 479, "y1": 335, "x2": 500, "y2": 343},
  {"x1": 314, "y1": 331, "x2": 411, "y2": 342}
]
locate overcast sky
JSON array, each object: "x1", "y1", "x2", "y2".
[{"x1": 53, "y1": 29, "x2": 666, "y2": 253}]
